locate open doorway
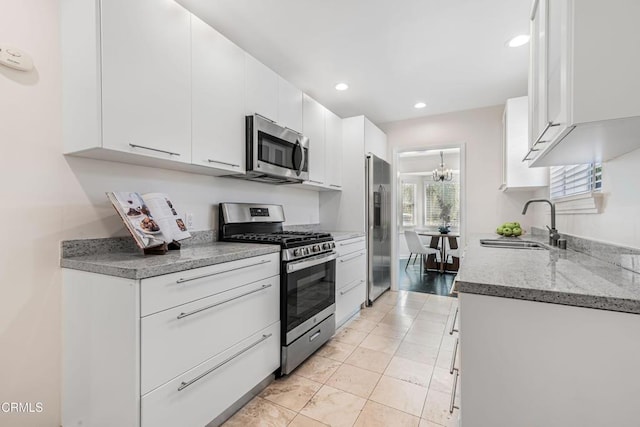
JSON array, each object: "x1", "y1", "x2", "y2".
[{"x1": 391, "y1": 145, "x2": 466, "y2": 295}]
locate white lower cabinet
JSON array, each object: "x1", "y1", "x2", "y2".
[
  {"x1": 141, "y1": 275, "x2": 279, "y2": 394},
  {"x1": 459, "y1": 292, "x2": 640, "y2": 427},
  {"x1": 63, "y1": 253, "x2": 280, "y2": 427},
  {"x1": 141, "y1": 322, "x2": 280, "y2": 427},
  {"x1": 335, "y1": 237, "x2": 367, "y2": 327}
]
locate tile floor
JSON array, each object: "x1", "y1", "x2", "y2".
[{"x1": 223, "y1": 290, "x2": 460, "y2": 427}]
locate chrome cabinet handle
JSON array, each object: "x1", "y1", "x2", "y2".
[
  {"x1": 129, "y1": 143, "x2": 180, "y2": 157},
  {"x1": 339, "y1": 239, "x2": 364, "y2": 246},
  {"x1": 177, "y1": 333, "x2": 272, "y2": 391},
  {"x1": 329, "y1": 184, "x2": 341, "y2": 188},
  {"x1": 450, "y1": 368, "x2": 460, "y2": 413},
  {"x1": 449, "y1": 306, "x2": 459, "y2": 335},
  {"x1": 522, "y1": 121, "x2": 561, "y2": 161},
  {"x1": 176, "y1": 260, "x2": 271, "y2": 284},
  {"x1": 339, "y1": 252, "x2": 365, "y2": 263},
  {"x1": 207, "y1": 159, "x2": 239, "y2": 168},
  {"x1": 176, "y1": 284, "x2": 272, "y2": 320},
  {"x1": 450, "y1": 337, "x2": 459, "y2": 374},
  {"x1": 340, "y1": 279, "x2": 365, "y2": 295}
]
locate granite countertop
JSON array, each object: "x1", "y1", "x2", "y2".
[
  {"x1": 61, "y1": 241, "x2": 280, "y2": 280},
  {"x1": 457, "y1": 234, "x2": 640, "y2": 314},
  {"x1": 325, "y1": 231, "x2": 366, "y2": 242}
]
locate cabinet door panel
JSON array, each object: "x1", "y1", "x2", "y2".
[
  {"x1": 303, "y1": 94, "x2": 326, "y2": 184},
  {"x1": 278, "y1": 77, "x2": 303, "y2": 133},
  {"x1": 191, "y1": 16, "x2": 245, "y2": 173},
  {"x1": 101, "y1": 0, "x2": 191, "y2": 161},
  {"x1": 245, "y1": 54, "x2": 278, "y2": 122}
]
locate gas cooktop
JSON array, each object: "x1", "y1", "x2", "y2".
[{"x1": 226, "y1": 231, "x2": 333, "y2": 248}]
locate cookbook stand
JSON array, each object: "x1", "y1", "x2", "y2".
[{"x1": 143, "y1": 240, "x2": 181, "y2": 255}]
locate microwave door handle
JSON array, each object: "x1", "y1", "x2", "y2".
[{"x1": 297, "y1": 139, "x2": 306, "y2": 175}]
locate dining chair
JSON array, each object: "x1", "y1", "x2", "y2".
[{"x1": 404, "y1": 230, "x2": 439, "y2": 272}]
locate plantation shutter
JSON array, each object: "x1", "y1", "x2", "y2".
[{"x1": 550, "y1": 164, "x2": 602, "y2": 199}]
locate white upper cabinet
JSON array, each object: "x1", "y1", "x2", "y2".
[
  {"x1": 324, "y1": 109, "x2": 343, "y2": 189},
  {"x1": 501, "y1": 96, "x2": 548, "y2": 191},
  {"x1": 278, "y1": 78, "x2": 303, "y2": 133},
  {"x1": 191, "y1": 16, "x2": 245, "y2": 173},
  {"x1": 303, "y1": 94, "x2": 326, "y2": 185},
  {"x1": 527, "y1": 0, "x2": 640, "y2": 166},
  {"x1": 244, "y1": 54, "x2": 279, "y2": 122},
  {"x1": 100, "y1": 0, "x2": 191, "y2": 162},
  {"x1": 364, "y1": 118, "x2": 388, "y2": 162}
]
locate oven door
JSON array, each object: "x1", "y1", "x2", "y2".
[
  {"x1": 282, "y1": 252, "x2": 336, "y2": 345},
  {"x1": 248, "y1": 115, "x2": 309, "y2": 182}
]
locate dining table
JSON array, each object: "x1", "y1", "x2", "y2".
[{"x1": 416, "y1": 230, "x2": 460, "y2": 273}]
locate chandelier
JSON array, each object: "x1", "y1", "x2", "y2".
[{"x1": 432, "y1": 151, "x2": 453, "y2": 181}]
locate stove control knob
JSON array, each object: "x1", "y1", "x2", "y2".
[
  {"x1": 313, "y1": 245, "x2": 321, "y2": 253},
  {"x1": 293, "y1": 249, "x2": 301, "y2": 257},
  {"x1": 302, "y1": 247, "x2": 309, "y2": 255},
  {"x1": 331, "y1": 242, "x2": 336, "y2": 248},
  {"x1": 322, "y1": 243, "x2": 330, "y2": 250}
]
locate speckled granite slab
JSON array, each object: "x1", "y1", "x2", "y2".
[
  {"x1": 532, "y1": 226, "x2": 640, "y2": 274},
  {"x1": 457, "y1": 234, "x2": 640, "y2": 314},
  {"x1": 60, "y1": 231, "x2": 278, "y2": 279}
]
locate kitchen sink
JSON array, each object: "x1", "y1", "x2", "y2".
[{"x1": 480, "y1": 239, "x2": 548, "y2": 250}]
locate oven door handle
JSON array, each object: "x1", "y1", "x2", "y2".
[{"x1": 286, "y1": 252, "x2": 337, "y2": 273}]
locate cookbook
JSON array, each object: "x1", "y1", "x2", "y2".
[{"x1": 107, "y1": 192, "x2": 191, "y2": 250}]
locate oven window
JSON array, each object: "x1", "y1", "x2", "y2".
[{"x1": 285, "y1": 260, "x2": 335, "y2": 333}]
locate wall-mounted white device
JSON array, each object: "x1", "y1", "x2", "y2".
[{"x1": 0, "y1": 45, "x2": 34, "y2": 71}]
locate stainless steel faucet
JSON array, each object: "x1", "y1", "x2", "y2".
[{"x1": 522, "y1": 199, "x2": 560, "y2": 246}]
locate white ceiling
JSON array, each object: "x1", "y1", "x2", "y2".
[{"x1": 178, "y1": 0, "x2": 531, "y2": 125}]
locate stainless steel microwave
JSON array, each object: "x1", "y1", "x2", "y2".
[{"x1": 244, "y1": 114, "x2": 309, "y2": 184}]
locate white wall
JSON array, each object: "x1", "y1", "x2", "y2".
[
  {"x1": 382, "y1": 105, "x2": 538, "y2": 238},
  {"x1": 531, "y1": 147, "x2": 640, "y2": 249},
  {"x1": 0, "y1": 2, "x2": 317, "y2": 426}
]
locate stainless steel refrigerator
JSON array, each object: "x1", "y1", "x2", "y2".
[{"x1": 366, "y1": 154, "x2": 392, "y2": 304}]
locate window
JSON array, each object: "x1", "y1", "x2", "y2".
[
  {"x1": 550, "y1": 163, "x2": 602, "y2": 199},
  {"x1": 401, "y1": 182, "x2": 417, "y2": 226},
  {"x1": 424, "y1": 177, "x2": 460, "y2": 229}
]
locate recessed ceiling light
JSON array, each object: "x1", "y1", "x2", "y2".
[
  {"x1": 507, "y1": 34, "x2": 530, "y2": 47},
  {"x1": 414, "y1": 102, "x2": 427, "y2": 109},
  {"x1": 335, "y1": 83, "x2": 349, "y2": 91}
]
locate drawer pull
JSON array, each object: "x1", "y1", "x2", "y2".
[
  {"x1": 449, "y1": 306, "x2": 459, "y2": 335},
  {"x1": 176, "y1": 259, "x2": 271, "y2": 284},
  {"x1": 176, "y1": 284, "x2": 272, "y2": 320},
  {"x1": 329, "y1": 184, "x2": 342, "y2": 188},
  {"x1": 177, "y1": 333, "x2": 272, "y2": 392},
  {"x1": 339, "y1": 239, "x2": 364, "y2": 246},
  {"x1": 309, "y1": 330, "x2": 321, "y2": 342},
  {"x1": 129, "y1": 143, "x2": 180, "y2": 157},
  {"x1": 450, "y1": 368, "x2": 460, "y2": 413},
  {"x1": 340, "y1": 279, "x2": 365, "y2": 295},
  {"x1": 339, "y1": 252, "x2": 365, "y2": 263},
  {"x1": 450, "y1": 337, "x2": 459, "y2": 375},
  {"x1": 207, "y1": 159, "x2": 239, "y2": 168}
]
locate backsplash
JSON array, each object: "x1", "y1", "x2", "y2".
[
  {"x1": 532, "y1": 226, "x2": 640, "y2": 274},
  {"x1": 283, "y1": 223, "x2": 321, "y2": 232}
]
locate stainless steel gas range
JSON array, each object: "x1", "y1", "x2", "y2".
[{"x1": 219, "y1": 203, "x2": 336, "y2": 375}]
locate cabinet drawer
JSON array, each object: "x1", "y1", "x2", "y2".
[
  {"x1": 141, "y1": 275, "x2": 279, "y2": 395},
  {"x1": 140, "y1": 253, "x2": 279, "y2": 316},
  {"x1": 336, "y1": 237, "x2": 366, "y2": 257},
  {"x1": 141, "y1": 322, "x2": 280, "y2": 427},
  {"x1": 336, "y1": 279, "x2": 366, "y2": 326},
  {"x1": 336, "y1": 250, "x2": 366, "y2": 290}
]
